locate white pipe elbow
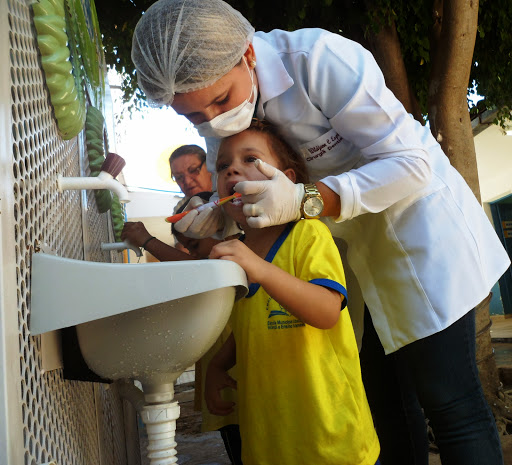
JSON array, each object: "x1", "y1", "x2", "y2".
[
  {"x1": 114, "y1": 379, "x2": 146, "y2": 412},
  {"x1": 57, "y1": 171, "x2": 131, "y2": 203},
  {"x1": 101, "y1": 241, "x2": 143, "y2": 257}
]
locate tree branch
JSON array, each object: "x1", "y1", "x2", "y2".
[{"x1": 366, "y1": 19, "x2": 423, "y2": 122}]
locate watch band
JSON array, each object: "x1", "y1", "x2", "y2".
[
  {"x1": 304, "y1": 183, "x2": 320, "y2": 198},
  {"x1": 300, "y1": 183, "x2": 324, "y2": 219}
]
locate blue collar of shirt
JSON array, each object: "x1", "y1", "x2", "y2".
[{"x1": 241, "y1": 222, "x2": 295, "y2": 298}]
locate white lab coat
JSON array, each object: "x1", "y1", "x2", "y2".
[{"x1": 206, "y1": 28, "x2": 510, "y2": 354}]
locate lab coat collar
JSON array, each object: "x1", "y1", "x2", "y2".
[{"x1": 253, "y1": 35, "x2": 294, "y2": 117}]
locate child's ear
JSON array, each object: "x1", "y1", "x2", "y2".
[{"x1": 283, "y1": 168, "x2": 296, "y2": 183}]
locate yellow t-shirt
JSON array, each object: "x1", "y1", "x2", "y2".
[{"x1": 230, "y1": 220, "x2": 380, "y2": 465}]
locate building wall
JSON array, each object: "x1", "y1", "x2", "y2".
[
  {"x1": 475, "y1": 124, "x2": 512, "y2": 204},
  {"x1": 123, "y1": 189, "x2": 182, "y2": 263},
  {"x1": 0, "y1": 0, "x2": 137, "y2": 463},
  {"x1": 475, "y1": 125, "x2": 512, "y2": 315}
]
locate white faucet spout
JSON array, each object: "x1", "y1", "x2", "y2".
[
  {"x1": 57, "y1": 171, "x2": 131, "y2": 203},
  {"x1": 101, "y1": 241, "x2": 142, "y2": 257}
]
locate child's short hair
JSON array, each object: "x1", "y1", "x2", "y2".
[
  {"x1": 245, "y1": 119, "x2": 310, "y2": 184},
  {"x1": 171, "y1": 191, "x2": 213, "y2": 236}
]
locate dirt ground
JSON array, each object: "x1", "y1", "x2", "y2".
[
  {"x1": 174, "y1": 386, "x2": 232, "y2": 465},
  {"x1": 166, "y1": 384, "x2": 512, "y2": 465}
]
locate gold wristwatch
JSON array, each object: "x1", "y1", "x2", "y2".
[{"x1": 300, "y1": 183, "x2": 324, "y2": 219}]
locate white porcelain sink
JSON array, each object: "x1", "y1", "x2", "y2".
[
  {"x1": 76, "y1": 287, "x2": 239, "y2": 385},
  {"x1": 30, "y1": 253, "x2": 247, "y2": 464},
  {"x1": 30, "y1": 253, "x2": 248, "y2": 385}
]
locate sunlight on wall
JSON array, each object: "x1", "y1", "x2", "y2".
[{"x1": 108, "y1": 70, "x2": 206, "y2": 194}]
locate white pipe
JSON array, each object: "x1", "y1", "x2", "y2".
[
  {"x1": 57, "y1": 171, "x2": 131, "y2": 203},
  {"x1": 101, "y1": 241, "x2": 142, "y2": 257},
  {"x1": 141, "y1": 401, "x2": 180, "y2": 465},
  {"x1": 114, "y1": 379, "x2": 146, "y2": 412},
  {"x1": 117, "y1": 381, "x2": 180, "y2": 464}
]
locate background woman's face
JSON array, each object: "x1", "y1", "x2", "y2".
[
  {"x1": 171, "y1": 51, "x2": 258, "y2": 125},
  {"x1": 170, "y1": 153, "x2": 212, "y2": 197}
]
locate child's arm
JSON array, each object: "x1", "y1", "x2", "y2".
[
  {"x1": 204, "y1": 333, "x2": 237, "y2": 416},
  {"x1": 210, "y1": 240, "x2": 342, "y2": 329}
]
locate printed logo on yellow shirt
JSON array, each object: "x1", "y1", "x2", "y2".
[
  {"x1": 266, "y1": 297, "x2": 305, "y2": 331},
  {"x1": 266, "y1": 297, "x2": 291, "y2": 318}
]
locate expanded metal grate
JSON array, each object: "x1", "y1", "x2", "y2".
[{"x1": 5, "y1": 0, "x2": 135, "y2": 463}]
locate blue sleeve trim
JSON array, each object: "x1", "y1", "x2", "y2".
[{"x1": 309, "y1": 278, "x2": 347, "y2": 310}]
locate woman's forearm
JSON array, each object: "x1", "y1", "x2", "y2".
[
  {"x1": 144, "y1": 238, "x2": 194, "y2": 262},
  {"x1": 317, "y1": 181, "x2": 341, "y2": 218}
]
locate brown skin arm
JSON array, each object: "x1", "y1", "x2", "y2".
[
  {"x1": 316, "y1": 182, "x2": 341, "y2": 218},
  {"x1": 141, "y1": 237, "x2": 192, "y2": 262},
  {"x1": 121, "y1": 221, "x2": 153, "y2": 247},
  {"x1": 121, "y1": 221, "x2": 192, "y2": 262},
  {"x1": 204, "y1": 333, "x2": 237, "y2": 416}
]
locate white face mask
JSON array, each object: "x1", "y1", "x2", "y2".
[{"x1": 195, "y1": 59, "x2": 257, "y2": 139}]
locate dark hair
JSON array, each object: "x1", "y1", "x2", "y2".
[
  {"x1": 171, "y1": 191, "x2": 213, "y2": 236},
  {"x1": 243, "y1": 119, "x2": 309, "y2": 184},
  {"x1": 169, "y1": 144, "x2": 206, "y2": 167}
]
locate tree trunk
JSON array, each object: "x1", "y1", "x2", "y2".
[
  {"x1": 428, "y1": 0, "x2": 481, "y2": 200},
  {"x1": 366, "y1": 0, "x2": 510, "y2": 430},
  {"x1": 366, "y1": 19, "x2": 423, "y2": 123},
  {"x1": 427, "y1": 0, "x2": 511, "y2": 425}
]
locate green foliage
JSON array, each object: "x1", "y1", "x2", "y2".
[
  {"x1": 472, "y1": 0, "x2": 512, "y2": 126},
  {"x1": 97, "y1": 0, "x2": 512, "y2": 124},
  {"x1": 376, "y1": 1, "x2": 432, "y2": 115},
  {"x1": 95, "y1": 0, "x2": 154, "y2": 107}
]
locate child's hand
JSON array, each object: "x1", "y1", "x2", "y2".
[
  {"x1": 209, "y1": 239, "x2": 266, "y2": 283},
  {"x1": 204, "y1": 362, "x2": 237, "y2": 416}
]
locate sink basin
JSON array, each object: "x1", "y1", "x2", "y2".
[
  {"x1": 30, "y1": 253, "x2": 248, "y2": 385},
  {"x1": 76, "y1": 287, "x2": 238, "y2": 385},
  {"x1": 30, "y1": 252, "x2": 248, "y2": 463}
]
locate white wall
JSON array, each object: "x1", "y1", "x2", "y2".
[
  {"x1": 124, "y1": 189, "x2": 184, "y2": 262},
  {"x1": 475, "y1": 125, "x2": 512, "y2": 203}
]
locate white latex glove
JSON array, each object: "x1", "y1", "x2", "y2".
[
  {"x1": 235, "y1": 159, "x2": 304, "y2": 228},
  {"x1": 174, "y1": 195, "x2": 224, "y2": 239}
]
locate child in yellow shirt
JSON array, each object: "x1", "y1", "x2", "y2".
[{"x1": 206, "y1": 119, "x2": 380, "y2": 465}]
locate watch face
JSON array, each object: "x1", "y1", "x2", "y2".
[{"x1": 304, "y1": 197, "x2": 324, "y2": 217}]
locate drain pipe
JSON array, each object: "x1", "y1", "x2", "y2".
[
  {"x1": 141, "y1": 383, "x2": 180, "y2": 465},
  {"x1": 141, "y1": 400, "x2": 180, "y2": 465},
  {"x1": 116, "y1": 380, "x2": 181, "y2": 465},
  {"x1": 115, "y1": 379, "x2": 146, "y2": 412}
]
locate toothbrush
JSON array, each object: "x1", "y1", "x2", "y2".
[{"x1": 165, "y1": 192, "x2": 242, "y2": 223}]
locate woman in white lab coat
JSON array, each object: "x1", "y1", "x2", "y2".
[{"x1": 131, "y1": 1, "x2": 510, "y2": 464}]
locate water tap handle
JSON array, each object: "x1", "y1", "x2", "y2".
[{"x1": 101, "y1": 153, "x2": 126, "y2": 178}]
